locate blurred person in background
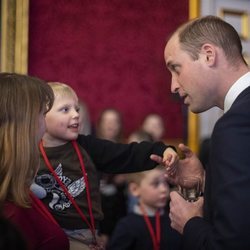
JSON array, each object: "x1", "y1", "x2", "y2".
[
  {"x1": 78, "y1": 101, "x2": 92, "y2": 136},
  {"x1": 141, "y1": 113, "x2": 166, "y2": 142},
  {"x1": 126, "y1": 130, "x2": 154, "y2": 213},
  {"x1": 95, "y1": 108, "x2": 123, "y2": 142},
  {"x1": 95, "y1": 108, "x2": 127, "y2": 247},
  {"x1": 107, "y1": 165, "x2": 181, "y2": 250}
]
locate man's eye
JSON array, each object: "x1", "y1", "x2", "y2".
[
  {"x1": 172, "y1": 66, "x2": 178, "y2": 73},
  {"x1": 171, "y1": 65, "x2": 180, "y2": 74}
]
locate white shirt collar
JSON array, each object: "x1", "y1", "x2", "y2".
[
  {"x1": 224, "y1": 72, "x2": 250, "y2": 113},
  {"x1": 133, "y1": 204, "x2": 164, "y2": 216}
]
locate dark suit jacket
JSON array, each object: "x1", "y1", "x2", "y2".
[{"x1": 182, "y1": 86, "x2": 250, "y2": 250}]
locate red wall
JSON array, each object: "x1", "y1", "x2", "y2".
[{"x1": 28, "y1": 0, "x2": 188, "y2": 139}]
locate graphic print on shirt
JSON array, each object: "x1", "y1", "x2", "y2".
[{"x1": 35, "y1": 163, "x2": 85, "y2": 212}]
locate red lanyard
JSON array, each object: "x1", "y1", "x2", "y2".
[
  {"x1": 39, "y1": 140, "x2": 96, "y2": 243},
  {"x1": 140, "y1": 205, "x2": 161, "y2": 250},
  {"x1": 30, "y1": 192, "x2": 59, "y2": 226}
]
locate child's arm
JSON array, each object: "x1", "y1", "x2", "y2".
[{"x1": 77, "y1": 134, "x2": 176, "y2": 173}]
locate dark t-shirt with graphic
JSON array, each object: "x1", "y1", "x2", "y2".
[
  {"x1": 35, "y1": 135, "x2": 169, "y2": 230},
  {"x1": 36, "y1": 142, "x2": 102, "y2": 229}
]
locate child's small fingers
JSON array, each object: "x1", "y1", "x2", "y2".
[{"x1": 150, "y1": 154, "x2": 163, "y2": 164}]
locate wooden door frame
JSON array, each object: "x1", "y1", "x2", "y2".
[{"x1": 1, "y1": 0, "x2": 29, "y2": 73}]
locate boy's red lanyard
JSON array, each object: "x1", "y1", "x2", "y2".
[
  {"x1": 30, "y1": 192, "x2": 59, "y2": 226},
  {"x1": 39, "y1": 140, "x2": 96, "y2": 244},
  {"x1": 140, "y1": 205, "x2": 161, "y2": 250}
]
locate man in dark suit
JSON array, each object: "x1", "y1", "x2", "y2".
[{"x1": 164, "y1": 15, "x2": 250, "y2": 249}]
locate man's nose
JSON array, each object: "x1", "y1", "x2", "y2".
[{"x1": 171, "y1": 76, "x2": 180, "y2": 94}]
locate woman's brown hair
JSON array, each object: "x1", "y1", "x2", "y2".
[{"x1": 0, "y1": 73, "x2": 54, "y2": 207}]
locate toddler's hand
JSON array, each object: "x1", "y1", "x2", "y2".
[{"x1": 150, "y1": 147, "x2": 179, "y2": 176}]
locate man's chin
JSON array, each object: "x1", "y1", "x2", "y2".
[{"x1": 189, "y1": 106, "x2": 207, "y2": 114}]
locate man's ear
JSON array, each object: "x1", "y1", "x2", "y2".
[
  {"x1": 201, "y1": 43, "x2": 216, "y2": 66},
  {"x1": 129, "y1": 183, "x2": 140, "y2": 197}
]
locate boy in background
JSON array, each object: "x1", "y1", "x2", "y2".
[{"x1": 107, "y1": 165, "x2": 181, "y2": 250}]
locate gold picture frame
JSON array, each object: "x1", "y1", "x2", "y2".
[
  {"x1": 0, "y1": 0, "x2": 29, "y2": 73},
  {"x1": 220, "y1": 9, "x2": 249, "y2": 41},
  {"x1": 188, "y1": 0, "x2": 200, "y2": 153}
]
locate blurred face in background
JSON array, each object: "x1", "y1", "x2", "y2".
[
  {"x1": 97, "y1": 109, "x2": 122, "y2": 142},
  {"x1": 131, "y1": 168, "x2": 170, "y2": 212},
  {"x1": 142, "y1": 114, "x2": 165, "y2": 141}
]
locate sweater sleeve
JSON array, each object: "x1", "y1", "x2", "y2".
[
  {"x1": 77, "y1": 134, "x2": 173, "y2": 173},
  {"x1": 182, "y1": 217, "x2": 211, "y2": 250}
]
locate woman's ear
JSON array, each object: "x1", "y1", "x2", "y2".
[{"x1": 129, "y1": 182, "x2": 140, "y2": 197}]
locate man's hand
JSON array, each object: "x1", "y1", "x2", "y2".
[
  {"x1": 150, "y1": 143, "x2": 204, "y2": 187},
  {"x1": 169, "y1": 191, "x2": 204, "y2": 234}
]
